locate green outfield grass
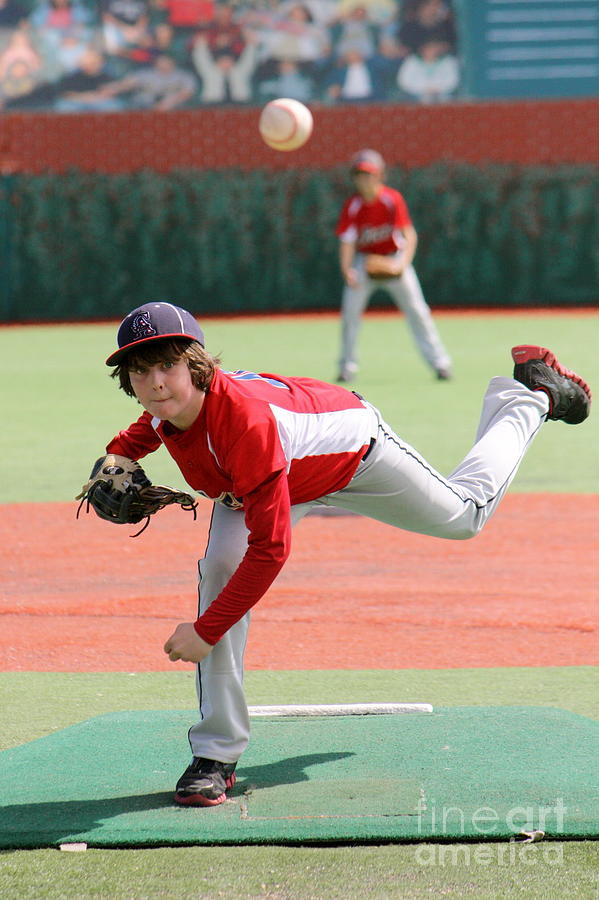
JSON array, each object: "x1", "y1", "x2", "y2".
[
  {"x1": 2, "y1": 310, "x2": 599, "y2": 501},
  {"x1": 1, "y1": 311, "x2": 598, "y2": 898}
]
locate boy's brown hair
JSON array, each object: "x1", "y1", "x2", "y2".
[{"x1": 111, "y1": 338, "x2": 221, "y2": 398}]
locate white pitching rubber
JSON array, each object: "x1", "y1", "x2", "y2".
[{"x1": 248, "y1": 703, "x2": 433, "y2": 717}]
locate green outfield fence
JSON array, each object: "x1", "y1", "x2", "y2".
[{"x1": 1, "y1": 163, "x2": 598, "y2": 322}]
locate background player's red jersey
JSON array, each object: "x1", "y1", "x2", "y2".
[{"x1": 336, "y1": 185, "x2": 412, "y2": 255}]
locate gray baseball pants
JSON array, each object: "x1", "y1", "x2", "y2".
[
  {"x1": 188, "y1": 378, "x2": 549, "y2": 762},
  {"x1": 340, "y1": 258, "x2": 451, "y2": 376}
]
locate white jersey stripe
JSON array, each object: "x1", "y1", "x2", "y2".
[
  {"x1": 270, "y1": 402, "x2": 378, "y2": 469},
  {"x1": 207, "y1": 433, "x2": 222, "y2": 467}
]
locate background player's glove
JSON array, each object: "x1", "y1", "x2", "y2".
[
  {"x1": 76, "y1": 454, "x2": 197, "y2": 535},
  {"x1": 365, "y1": 254, "x2": 402, "y2": 279}
]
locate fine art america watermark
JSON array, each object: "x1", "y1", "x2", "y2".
[
  {"x1": 414, "y1": 798, "x2": 566, "y2": 867},
  {"x1": 414, "y1": 842, "x2": 564, "y2": 867}
]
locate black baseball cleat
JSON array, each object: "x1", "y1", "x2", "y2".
[
  {"x1": 174, "y1": 757, "x2": 237, "y2": 807},
  {"x1": 511, "y1": 345, "x2": 591, "y2": 425}
]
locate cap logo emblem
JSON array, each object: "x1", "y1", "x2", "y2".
[{"x1": 131, "y1": 312, "x2": 157, "y2": 339}]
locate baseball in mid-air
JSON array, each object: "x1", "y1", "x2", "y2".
[{"x1": 259, "y1": 98, "x2": 313, "y2": 152}]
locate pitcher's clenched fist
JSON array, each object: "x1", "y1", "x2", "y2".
[{"x1": 164, "y1": 623, "x2": 213, "y2": 663}]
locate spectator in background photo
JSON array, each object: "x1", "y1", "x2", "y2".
[
  {"x1": 372, "y1": 29, "x2": 403, "y2": 96},
  {"x1": 190, "y1": 2, "x2": 257, "y2": 103},
  {"x1": 150, "y1": 0, "x2": 214, "y2": 72},
  {"x1": 393, "y1": 0, "x2": 459, "y2": 102},
  {"x1": 99, "y1": 51, "x2": 197, "y2": 108},
  {"x1": 191, "y1": 33, "x2": 257, "y2": 103},
  {"x1": 398, "y1": 0, "x2": 456, "y2": 55},
  {"x1": 323, "y1": 37, "x2": 397, "y2": 103},
  {"x1": 157, "y1": 0, "x2": 214, "y2": 36},
  {"x1": 289, "y1": 0, "x2": 337, "y2": 29},
  {"x1": 54, "y1": 45, "x2": 123, "y2": 110},
  {"x1": 29, "y1": 0, "x2": 95, "y2": 81},
  {"x1": 200, "y1": 1, "x2": 244, "y2": 57},
  {"x1": 257, "y1": 56, "x2": 312, "y2": 101},
  {"x1": 397, "y1": 33, "x2": 459, "y2": 103},
  {"x1": 334, "y1": 0, "x2": 396, "y2": 27},
  {"x1": 101, "y1": 0, "x2": 152, "y2": 75},
  {"x1": 329, "y1": 3, "x2": 377, "y2": 60},
  {"x1": 323, "y1": 46, "x2": 374, "y2": 101},
  {"x1": 150, "y1": 20, "x2": 182, "y2": 60},
  {"x1": 101, "y1": 18, "x2": 179, "y2": 70},
  {"x1": 0, "y1": 0, "x2": 29, "y2": 50},
  {"x1": 2, "y1": 44, "x2": 121, "y2": 110},
  {"x1": 0, "y1": 58, "x2": 39, "y2": 104},
  {"x1": 0, "y1": 26, "x2": 43, "y2": 105},
  {"x1": 29, "y1": 0, "x2": 94, "y2": 35},
  {"x1": 250, "y1": 2, "x2": 329, "y2": 89},
  {"x1": 323, "y1": 0, "x2": 406, "y2": 102}
]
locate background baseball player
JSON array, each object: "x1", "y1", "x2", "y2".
[
  {"x1": 336, "y1": 148, "x2": 452, "y2": 383},
  {"x1": 82, "y1": 301, "x2": 590, "y2": 808}
]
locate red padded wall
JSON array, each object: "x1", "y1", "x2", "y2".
[{"x1": 1, "y1": 99, "x2": 598, "y2": 174}]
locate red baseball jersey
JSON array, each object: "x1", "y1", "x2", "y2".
[
  {"x1": 106, "y1": 368, "x2": 378, "y2": 644},
  {"x1": 336, "y1": 184, "x2": 412, "y2": 255}
]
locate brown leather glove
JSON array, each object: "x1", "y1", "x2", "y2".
[
  {"x1": 76, "y1": 454, "x2": 197, "y2": 535},
  {"x1": 364, "y1": 254, "x2": 402, "y2": 279}
]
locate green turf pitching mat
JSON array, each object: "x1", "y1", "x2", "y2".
[{"x1": 1, "y1": 707, "x2": 597, "y2": 847}]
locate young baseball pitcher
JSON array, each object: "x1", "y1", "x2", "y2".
[
  {"x1": 80, "y1": 301, "x2": 590, "y2": 807},
  {"x1": 336, "y1": 148, "x2": 452, "y2": 383}
]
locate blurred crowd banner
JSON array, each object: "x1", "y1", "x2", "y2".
[{"x1": 0, "y1": 0, "x2": 597, "y2": 115}]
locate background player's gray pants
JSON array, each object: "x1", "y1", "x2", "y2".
[
  {"x1": 188, "y1": 377, "x2": 549, "y2": 762},
  {"x1": 339, "y1": 260, "x2": 451, "y2": 376}
]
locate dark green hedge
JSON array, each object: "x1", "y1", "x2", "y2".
[{"x1": 1, "y1": 163, "x2": 597, "y2": 322}]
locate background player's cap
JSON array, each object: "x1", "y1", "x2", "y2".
[
  {"x1": 350, "y1": 149, "x2": 385, "y2": 175},
  {"x1": 106, "y1": 302, "x2": 205, "y2": 366}
]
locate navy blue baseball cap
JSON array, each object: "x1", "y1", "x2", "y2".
[{"x1": 106, "y1": 302, "x2": 205, "y2": 366}]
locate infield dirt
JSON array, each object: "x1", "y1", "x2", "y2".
[{"x1": 1, "y1": 494, "x2": 597, "y2": 672}]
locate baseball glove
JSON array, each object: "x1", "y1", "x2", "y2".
[
  {"x1": 76, "y1": 454, "x2": 198, "y2": 536},
  {"x1": 365, "y1": 254, "x2": 402, "y2": 280}
]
